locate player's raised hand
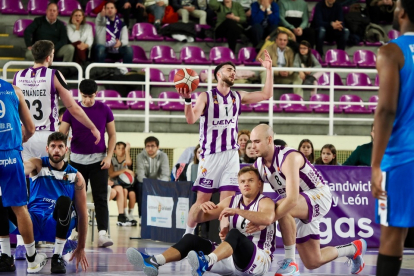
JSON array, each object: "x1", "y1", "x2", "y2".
[
  {"x1": 91, "y1": 127, "x2": 101, "y2": 145},
  {"x1": 199, "y1": 201, "x2": 217, "y2": 213},
  {"x1": 69, "y1": 247, "x2": 89, "y2": 272},
  {"x1": 258, "y1": 49, "x2": 272, "y2": 70},
  {"x1": 371, "y1": 166, "x2": 387, "y2": 200},
  {"x1": 219, "y1": 207, "x2": 238, "y2": 220},
  {"x1": 176, "y1": 87, "x2": 192, "y2": 99}
]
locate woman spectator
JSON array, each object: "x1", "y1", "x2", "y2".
[
  {"x1": 185, "y1": 145, "x2": 201, "y2": 182},
  {"x1": 67, "y1": 9, "x2": 94, "y2": 65},
  {"x1": 249, "y1": 0, "x2": 279, "y2": 48},
  {"x1": 298, "y1": 139, "x2": 315, "y2": 164},
  {"x1": 238, "y1": 130, "x2": 250, "y2": 163},
  {"x1": 293, "y1": 40, "x2": 322, "y2": 96},
  {"x1": 243, "y1": 140, "x2": 257, "y2": 164},
  {"x1": 315, "y1": 144, "x2": 338, "y2": 165}
]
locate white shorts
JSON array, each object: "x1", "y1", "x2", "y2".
[
  {"x1": 192, "y1": 149, "x2": 240, "y2": 193},
  {"x1": 296, "y1": 184, "x2": 332, "y2": 243},
  {"x1": 22, "y1": 131, "x2": 53, "y2": 161}
]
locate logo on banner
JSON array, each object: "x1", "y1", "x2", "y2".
[
  {"x1": 147, "y1": 195, "x2": 174, "y2": 228},
  {"x1": 158, "y1": 203, "x2": 162, "y2": 213},
  {"x1": 200, "y1": 178, "x2": 213, "y2": 187},
  {"x1": 176, "y1": 197, "x2": 189, "y2": 229}
]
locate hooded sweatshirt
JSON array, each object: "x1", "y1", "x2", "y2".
[{"x1": 136, "y1": 149, "x2": 170, "y2": 182}]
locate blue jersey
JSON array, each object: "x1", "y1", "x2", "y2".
[
  {"x1": 0, "y1": 79, "x2": 22, "y2": 151},
  {"x1": 28, "y1": 157, "x2": 77, "y2": 215},
  {"x1": 381, "y1": 33, "x2": 414, "y2": 171}
]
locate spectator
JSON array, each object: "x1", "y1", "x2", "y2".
[
  {"x1": 274, "y1": 139, "x2": 287, "y2": 146},
  {"x1": 293, "y1": 40, "x2": 322, "y2": 96},
  {"x1": 278, "y1": 0, "x2": 315, "y2": 47},
  {"x1": 298, "y1": 138, "x2": 315, "y2": 163},
  {"x1": 67, "y1": 9, "x2": 94, "y2": 65},
  {"x1": 256, "y1": 26, "x2": 297, "y2": 55},
  {"x1": 115, "y1": 0, "x2": 146, "y2": 28},
  {"x1": 366, "y1": 0, "x2": 395, "y2": 25},
  {"x1": 249, "y1": 0, "x2": 279, "y2": 48},
  {"x1": 24, "y1": 3, "x2": 74, "y2": 62},
  {"x1": 315, "y1": 144, "x2": 338, "y2": 165},
  {"x1": 260, "y1": 31, "x2": 303, "y2": 97},
  {"x1": 144, "y1": 0, "x2": 168, "y2": 31},
  {"x1": 235, "y1": 0, "x2": 255, "y2": 16},
  {"x1": 58, "y1": 107, "x2": 67, "y2": 125},
  {"x1": 186, "y1": 144, "x2": 201, "y2": 182},
  {"x1": 95, "y1": 2, "x2": 133, "y2": 64},
  {"x1": 59, "y1": 79, "x2": 116, "y2": 247},
  {"x1": 313, "y1": 0, "x2": 350, "y2": 56},
  {"x1": 243, "y1": 140, "x2": 257, "y2": 164},
  {"x1": 171, "y1": 0, "x2": 207, "y2": 24},
  {"x1": 343, "y1": 124, "x2": 373, "y2": 166},
  {"x1": 238, "y1": 130, "x2": 251, "y2": 163},
  {"x1": 209, "y1": 0, "x2": 247, "y2": 53}
]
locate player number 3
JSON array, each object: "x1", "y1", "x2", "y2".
[{"x1": 25, "y1": 99, "x2": 43, "y2": 120}]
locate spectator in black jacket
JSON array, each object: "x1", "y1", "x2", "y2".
[
  {"x1": 24, "y1": 3, "x2": 74, "y2": 62},
  {"x1": 115, "y1": 0, "x2": 146, "y2": 28},
  {"x1": 313, "y1": 0, "x2": 350, "y2": 56},
  {"x1": 171, "y1": 0, "x2": 207, "y2": 24}
]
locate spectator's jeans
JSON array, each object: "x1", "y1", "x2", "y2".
[
  {"x1": 250, "y1": 23, "x2": 278, "y2": 48},
  {"x1": 146, "y1": 4, "x2": 165, "y2": 21},
  {"x1": 26, "y1": 44, "x2": 75, "y2": 62},
  {"x1": 177, "y1": 8, "x2": 207, "y2": 24},
  {"x1": 95, "y1": 44, "x2": 133, "y2": 63},
  {"x1": 315, "y1": 26, "x2": 350, "y2": 56}
]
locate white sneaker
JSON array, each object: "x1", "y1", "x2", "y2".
[
  {"x1": 26, "y1": 252, "x2": 48, "y2": 273},
  {"x1": 98, "y1": 231, "x2": 113, "y2": 247}
]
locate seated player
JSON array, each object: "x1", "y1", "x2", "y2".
[
  {"x1": 9, "y1": 132, "x2": 89, "y2": 274},
  {"x1": 126, "y1": 166, "x2": 276, "y2": 276}
]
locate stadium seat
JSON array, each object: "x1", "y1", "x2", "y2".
[
  {"x1": 309, "y1": 94, "x2": 342, "y2": 113},
  {"x1": 388, "y1": 29, "x2": 400, "y2": 40},
  {"x1": 251, "y1": 102, "x2": 282, "y2": 113},
  {"x1": 346, "y1": 72, "x2": 372, "y2": 87},
  {"x1": 1, "y1": 0, "x2": 27, "y2": 14},
  {"x1": 85, "y1": 0, "x2": 102, "y2": 16},
  {"x1": 368, "y1": 95, "x2": 378, "y2": 113},
  {"x1": 325, "y1": 49, "x2": 355, "y2": 67},
  {"x1": 127, "y1": 91, "x2": 159, "y2": 110},
  {"x1": 168, "y1": 69, "x2": 180, "y2": 83},
  {"x1": 238, "y1": 47, "x2": 261, "y2": 66},
  {"x1": 240, "y1": 104, "x2": 253, "y2": 112},
  {"x1": 158, "y1": 92, "x2": 184, "y2": 111},
  {"x1": 150, "y1": 45, "x2": 181, "y2": 64},
  {"x1": 317, "y1": 72, "x2": 345, "y2": 90},
  {"x1": 132, "y1": 23, "x2": 163, "y2": 41},
  {"x1": 86, "y1": 21, "x2": 96, "y2": 37},
  {"x1": 339, "y1": 95, "x2": 371, "y2": 114},
  {"x1": 180, "y1": 46, "x2": 210, "y2": 65},
  {"x1": 209, "y1": 47, "x2": 241, "y2": 65},
  {"x1": 57, "y1": 0, "x2": 81, "y2": 16},
  {"x1": 199, "y1": 69, "x2": 214, "y2": 83},
  {"x1": 69, "y1": 89, "x2": 79, "y2": 98},
  {"x1": 311, "y1": 49, "x2": 327, "y2": 67},
  {"x1": 139, "y1": 68, "x2": 168, "y2": 87},
  {"x1": 96, "y1": 90, "x2": 128, "y2": 110},
  {"x1": 279, "y1": 94, "x2": 312, "y2": 113},
  {"x1": 195, "y1": 24, "x2": 216, "y2": 42},
  {"x1": 353, "y1": 50, "x2": 376, "y2": 68},
  {"x1": 27, "y1": 0, "x2": 47, "y2": 15},
  {"x1": 131, "y1": 45, "x2": 151, "y2": 64},
  {"x1": 13, "y1": 19, "x2": 33, "y2": 37},
  {"x1": 375, "y1": 74, "x2": 379, "y2": 86}
]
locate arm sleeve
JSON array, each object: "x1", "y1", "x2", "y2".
[
  {"x1": 62, "y1": 109, "x2": 72, "y2": 124},
  {"x1": 337, "y1": 5, "x2": 344, "y2": 22},
  {"x1": 85, "y1": 24, "x2": 94, "y2": 47},
  {"x1": 159, "y1": 152, "x2": 171, "y2": 181},
  {"x1": 299, "y1": 3, "x2": 309, "y2": 29},
  {"x1": 24, "y1": 18, "x2": 40, "y2": 47},
  {"x1": 209, "y1": 0, "x2": 220, "y2": 11},
  {"x1": 106, "y1": 106, "x2": 115, "y2": 123},
  {"x1": 313, "y1": 4, "x2": 329, "y2": 29},
  {"x1": 96, "y1": 13, "x2": 106, "y2": 26},
  {"x1": 268, "y1": 3, "x2": 280, "y2": 26},
  {"x1": 235, "y1": 3, "x2": 246, "y2": 24},
  {"x1": 54, "y1": 21, "x2": 69, "y2": 50},
  {"x1": 120, "y1": 26, "x2": 129, "y2": 46},
  {"x1": 293, "y1": 53, "x2": 301, "y2": 68},
  {"x1": 278, "y1": 2, "x2": 295, "y2": 29},
  {"x1": 170, "y1": 0, "x2": 182, "y2": 11},
  {"x1": 67, "y1": 25, "x2": 75, "y2": 43},
  {"x1": 342, "y1": 146, "x2": 360, "y2": 166},
  {"x1": 250, "y1": 3, "x2": 264, "y2": 25},
  {"x1": 311, "y1": 55, "x2": 322, "y2": 68},
  {"x1": 136, "y1": 154, "x2": 145, "y2": 183}
]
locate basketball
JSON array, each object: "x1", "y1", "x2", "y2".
[
  {"x1": 174, "y1": 68, "x2": 199, "y2": 93},
  {"x1": 119, "y1": 171, "x2": 134, "y2": 187}
]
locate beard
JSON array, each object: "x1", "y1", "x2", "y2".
[
  {"x1": 222, "y1": 76, "x2": 234, "y2": 87},
  {"x1": 49, "y1": 153, "x2": 65, "y2": 164}
]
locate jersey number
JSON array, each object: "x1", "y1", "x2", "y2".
[
  {"x1": 275, "y1": 175, "x2": 282, "y2": 186},
  {"x1": 25, "y1": 100, "x2": 43, "y2": 120},
  {"x1": 241, "y1": 218, "x2": 247, "y2": 229},
  {"x1": 0, "y1": 100, "x2": 5, "y2": 119},
  {"x1": 225, "y1": 106, "x2": 228, "y2": 116}
]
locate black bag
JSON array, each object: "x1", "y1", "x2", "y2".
[
  {"x1": 303, "y1": 75, "x2": 317, "y2": 85},
  {"x1": 105, "y1": 72, "x2": 146, "y2": 98}
]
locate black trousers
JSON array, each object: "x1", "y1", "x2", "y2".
[
  {"x1": 135, "y1": 181, "x2": 143, "y2": 217},
  {"x1": 215, "y1": 19, "x2": 244, "y2": 53},
  {"x1": 116, "y1": 1, "x2": 146, "y2": 28}
]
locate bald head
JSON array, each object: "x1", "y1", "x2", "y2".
[
  {"x1": 250, "y1": 124, "x2": 274, "y2": 159},
  {"x1": 251, "y1": 124, "x2": 274, "y2": 140}
]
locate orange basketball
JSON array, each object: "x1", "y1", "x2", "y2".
[{"x1": 174, "y1": 68, "x2": 199, "y2": 93}]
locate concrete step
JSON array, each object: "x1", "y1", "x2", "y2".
[{"x1": 0, "y1": 45, "x2": 24, "y2": 57}]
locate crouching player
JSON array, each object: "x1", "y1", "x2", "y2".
[{"x1": 126, "y1": 166, "x2": 276, "y2": 276}]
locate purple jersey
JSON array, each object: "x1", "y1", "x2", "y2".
[
  {"x1": 13, "y1": 67, "x2": 58, "y2": 131},
  {"x1": 199, "y1": 88, "x2": 241, "y2": 158}
]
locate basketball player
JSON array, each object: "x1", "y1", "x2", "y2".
[
  {"x1": 177, "y1": 50, "x2": 274, "y2": 235},
  {"x1": 126, "y1": 166, "x2": 276, "y2": 276},
  {"x1": 250, "y1": 124, "x2": 366, "y2": 275},
  {"x1": 371, "y1": 1, "x2": 414, "y2": 275},
  {"x1": 0, "y1": 79, "x2": 47, "y2": 273}
]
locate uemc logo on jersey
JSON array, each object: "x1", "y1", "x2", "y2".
[
  {"x1": 199, "y1": 178, "x2": 213, "y2": 188},
  {"x1": 0, "y1": 157, "x2": 17, "y2": 167},
  {"x1": 212, "y1": 118, "x2": 235, "y2": 126}
]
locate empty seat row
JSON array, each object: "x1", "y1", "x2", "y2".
[{"x1": 2, "y1": 0, "x2": 82, "y2": 15}]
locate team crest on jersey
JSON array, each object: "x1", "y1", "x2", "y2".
[
  {"x1": 380, "y1": 202, "x2": 386, "y2": 210},
  {"x1": 201, "y1": 167, "x2": 207, "y2": 176},
  {"x1": 213, "y1": 95, "x2": 218, "y2": 104}
]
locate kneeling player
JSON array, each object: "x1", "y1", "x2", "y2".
[{"x1": 126, "y1": 166, "x2": 276, "y2": 276}]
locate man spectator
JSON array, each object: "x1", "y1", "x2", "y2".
[
  {"x1": 24, "y1": 3, "x2": 74, "y2": 62},
  {"x1": 171, "y1": 0, "x2": 207, "y2": 25},
  {"x1": 95, "y1": 2, "x2": 133, "y2": 64},
  {"x1": 144, "y1": 0, "x2": 168, "y2": 31},
  {"x1": 313, "y1": 0, "x2": 350, "y2": 56},
  {"x1": 115, "y1": 0, "x2": 146, "y2": 29},
  {"x1": 343, "y1": 124, "x2": 373, "y2": 166},
  {"x1": 260, "y1": 31, "x2": 303, "y2": 97},
  {"x1": 366, "y1": 0, "x2": 395, "y2": 25},
  {"x1": 278, "y1": 0, "x2": 315, "y2": 47},
  {"x1": 249, "y1": 0, "x2": 279, "y2": 48}
]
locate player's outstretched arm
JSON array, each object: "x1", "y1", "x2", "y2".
[
  {"x1": 180, "y1": 89, "x2": 207, "y2": 124},
  {"x1": 193, "y1": 196, "x2": 232, "y2": 223},
  {"x1": 23, "y1": 158, "x2": 42, "y2": 176},
  {"x1": 14, "y1": 86, "x2": 35, "y2": 143}
]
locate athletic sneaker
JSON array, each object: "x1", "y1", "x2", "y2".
[
  {"x1": 62, "y1": 240, "x2": 78, "y2": 255},
  {"x1": 98, "y1": 231, "x2": 113, "y2": 247},
  {"x1": 187, "y1": 251, "x2": 209, "y2": 276},
  {"x1": 26, "y1": 252, "x2": 48, "y2": 273},
  {"x1": 126, "y1": 247, "x2": 159, "y2": 276},
  {"x1": 51, "y1": 254, "x2": 66, "y2": 274},
  {"x1": 348, "y1": 239, "x2": 367, "y2": 274},
  {"x1": 117, "y1": 215, "x2": 132, "y2": 226},
  {"x1": 0, "y1": 253, "x2": 16, "y2": 272},
  {"x1": 14, "y1": 245, "x2": 26, "y2": 260},
  {"x1": 274, "y1": 258, "x2": 300, "y2": 276},
  {"x1": 128, "y1": 213, "x2": 138, "y2": 226}
]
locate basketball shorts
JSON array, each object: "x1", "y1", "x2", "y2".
[
  {"x1": 0, "y1": 150, "x2": 27, "y2": 207},
  {"x1": 376, "y1": 162, "x2": 414, "y2": 228},
  {"x1": 192, "y1": 149, "x2": 240, "y2": 193},
  {"x1": 22, "y1": 131, "x2": 53, "y2": 161},
  {"x1": 296, "y1": 184, "x2": 332, "y2": 243}
]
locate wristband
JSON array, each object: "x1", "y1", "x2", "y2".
[{"x1": 185, "y1": 98, "x2": 192, "y2": 103}]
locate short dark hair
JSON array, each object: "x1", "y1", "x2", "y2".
[
  {"x1": 105, "y1": 1, "x2": 116, "y2": 8},
  {"x1": 145, "y1": 136, "x2": 159, "y2": 147},
  {"x1": 277, "y1": 31, "x2": 289, "y2": 39},
  {"x1": 401, "y1": 0, "x2": 414, "y2": 23},
  {"x1": 115, "y1": 141, "x2": 126, "y2": 148},
  {"x1": 274, "y1": 139, "x2": 287, "y2": 147},
  {"x1": 47, "y1": 2, "x2": 57, "y2": 9},
  {"x1": 32, "y1": 40, "x2": 54, "y2": 64},
  {"x1": 47, "y1": 132, "x2": 67, "y2": 146},
  {"x1": 79, "y1": 79, "x2": 97, "y2": 95},
  {"x1": 238, "y1": 165, "x2": 261, "y2": 181},
  {"x1": 58, "y1": 107, "x2": 67, "y2": 117},
  {"x1": 214, "y1": 61, "x2": 236, "y2": 81}
]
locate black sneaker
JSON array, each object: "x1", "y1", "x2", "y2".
[
  {"x1": 0, "y1": 253, "x2": 16, "y2": 272},
  {"x1": 51, "y1": 254, "x2": 66, "y2": 274},
  {"x1": 117, "y1": 214, "x2": 132, "y2": 226}
]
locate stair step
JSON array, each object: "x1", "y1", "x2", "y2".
[
  {"x1": 0, "y1": 57, "x2": 24, "y2": 60},
  {"x1": 0, "y1": 45, "x2": 13, "y2": 48},
  {"x1": 0, "y1": 34, "x2": 9, "y2": 37}
]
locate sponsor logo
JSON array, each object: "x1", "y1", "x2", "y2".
[
  {"x1": 199, "y1": 178, "x2": 213, "y2": 188},
  {"x1": 314, "y1": 204, "x2": 320, "y2": 217},
  {"x1": 158, "y1": 203, "x2": 162, "y2": 213},
  {"x1": 201, "y1": 167, "x2": 207, "y2": 177},
  {"x1": 380, "y1": 202, "x2": 386, "y2": 210},
  {"x1": 0, "y1": 158, "x2": 17, "y2": 167},
  {"x1": 151, "y1": 217, "x2": 156, "y2": 222},
  {"x1": 212, "y1": 118, "x2": 235, "y2": 126}
]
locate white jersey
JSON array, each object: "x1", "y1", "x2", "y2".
[
  {"x1": 199, "y1": 88, "x2": 241, "y2": 158},
  {"x1": 13, "y1": 66, "x2": 59, "y2": 132}
]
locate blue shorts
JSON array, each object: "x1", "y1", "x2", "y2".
[
  {"x1": 0, "y1": 150, "x2": 27, "y2": 207},
  {"x1": 376, "y1": 161, "x2": 414, "y2": 228}
]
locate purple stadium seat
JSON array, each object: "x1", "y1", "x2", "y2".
[
  {"x1": 251, "y1": 102, "x2": 282, "y2": 113},
  {"x1": 27, "y1": 0, "x2": 47, "y2": 15},
  {"x1": 199, "y1": 69, "x2": 214, "y2": 83},
  {"x1": 131, "y1": 45, "x2": 151, "y2": 64},
  {"x1": 57, "y1": 0, "x2": 81, "y2": 16},
  {"x1": 238, "y1": 47, "x2": 261, "y2": 66},
  {"x1": 85, "y1": 0, "x2": 102, "y2": 16},
  {"x1": 195, "y1": 24, "x2": 214, "y2": 42},
  {"x1": 388, "y1": 30, "x2": 400, "y2": 40},
  {"x1": 346, "y1": 72, "x2": 372, "y2": 87},
  {"x1": 317, "y1": 72, "x2": 345, "y2": 90},
  {"x1": 168, "y1": 69, "x2": 180, "y2": 83},
  {"x1": 132, "y1": 23, "x2": 163, "y2": 41},
  {"x1": 353, "y1": 50, "x2": 376, "y2": 68},
  {"x1": 158, "y1": 92, "x2": 184, "y2": 111},
  {"x1": 13, "y1": 19, "x2": 33, "y2": 37},
  {"x1": 375, "y1": 74, "x2": 379, "y2": 86},
  {"x1": 209, "y1": 47, "x2": 240, "y2": 65},
  {"x1": 139, "y1": 68, "x2": 168, "y2": 87},
  {"x1": 279, "y1": 94, "x2": 312, "y2": 113},
  {"x1": 150, "y1": 45, "x2": 181, "y2": 64},
  {"x1": 1, "y1": 0, "x2": 27, "y2": 14},
  {"x1": 368, "y1": 95, "x2": 378, "y2": 113},
  {"x1": 240, "y1": 104, "x2": 253, "y2": 112},
  {"x1": 86, "y1": 21, "x2": 96, "y2": 37},
  {"x1": 70, "y1": 89, "x2": 79, "y2": 98},
  {"x1": 127, "y1": 91, "x2": 159, "y2": 110},
  {"x1": 180, "y1": 46, "x2": 210, "y2": 65},
  {"x1": 339, "y1": 95, "x2": 371, "y2": 114},
  {"x1": 309, "y1": 94, "x2": 342, "y2": 113},
  {"x1": 311, "y1": 49, "x2": 327, "y2": 67},
  {"x1": 325, "y1": 49, "x2": 355, "y2": 67},
  {"x1": 96, "y1": 90, "x2": 128, "y2": 109}
]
